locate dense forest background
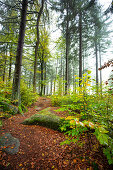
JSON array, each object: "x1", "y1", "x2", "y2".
[
  {"x1": 0, "y1": 0, "x2": 113, "y2": 167},
  {"x1": 0, "y1": 0, "x2": 113, "y2": 99}
]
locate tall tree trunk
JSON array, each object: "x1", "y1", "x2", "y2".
[
  {"x1": 29, "y1": 72, "x2": 32, "y2": 88},
  {"x1": 95, "y1": 40, "x2": 98, "y2": 93},
  {"x1": 63, "y1": 66, "x2": 65, "y2": 95},
  {"x1": 99, "y1": 43, "x2": 102, "y2": 95},
  {"x1": 9, "y1": 56, "x2": 12, "y2": 81},
  {"x1": 83, "y1": 50, "x2": 85, "y2": 74},
  {"x1": 50, "y1": 79, "x2": 52, "y2": 95},
  {"x1": 33, "y1": 0, "x2": 45, "y2": 93},
  {"x1": 12, "y1": 0, "x2": 28, "y2": 105},
  {"x1": 3, "y1": 54, "x2": 7, "y2": 82},
  {"x1": 9, "y1": 46, "x2": 12, "y2": 81},
  {"x1": 65, "y1": 2, "x2": 69, "y2": 94},
  {"x1": 53, "y1": 80, "x2": 56, "y2": 94},
  {"x1": 79, "y1": 12, "x2": 82, "y2": 87},
  {"x1": 40, "y1": 56, "x2": 44, "y2": 96},
  {"x1": 73, "y1": 63, "x2": 75, "y2": 93},
  {"x1": 43, "y1": 62, "x2": 46, "y2": 95}
]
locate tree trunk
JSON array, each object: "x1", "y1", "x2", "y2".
[
  {"x1": 33, "y1": 0, "x2": 45, "y2": 93},
  {"x1": 40, "y1": 56, "x2": 44, "y2": 96},
  {"x1": 95, "y1": 40, "x2": 98, "y2": 93},
  {"x1": 3, "y1": 54, "x2": 7, "y2": 82},
  {"x1": 65, "y1": 2, "x2": 69, "y2": 94},
  {"x1": 43, "y1": 62, "x2": 46, "y2": 95},
  {"x1": 29, "y1": 72, "x2": 32, "y2": 88},
  {"x1": 79, "y1": 12, "x2": 82, "y2": 87},
  {"x1": 9, "y1": 56, "x2": 12, "y2": 81},
  {"x1": 12, "y1": 0, "x2": 28, "y2": 105},
  {"x1": 9, "y1": 45, "x2": 13, "y2": 81},
  {"x1": 53, "y1": 80, "x2": 56, "y2": 94},
  {"x1": 50, "y1": 79, "x2": 52, "y2": 95},
  {"x1": 99, "y1": 43, "x2": 102, "y2": 95}
]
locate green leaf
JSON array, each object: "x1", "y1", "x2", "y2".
[
  {"x1": 98, "y1": 126, "x2": 109, "y2": 134},
  {"x1": 97, "y1": 133, "x2": 109, "y2": 145}
]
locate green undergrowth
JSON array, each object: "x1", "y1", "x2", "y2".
[
  {"x1": 51, "y1": 71, "x2": 113, "y2": 165},
  {"x1": 0, "y1": 78, "x2": 38, "y2": 125},
  {"x1": 20, "y1": 81, "x2": 38, "y2": 106},
  {"x1": 22, "y1": 107, "x2": 63, "y2": 131}
]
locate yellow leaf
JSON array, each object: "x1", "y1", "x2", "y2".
[
  {"x1": 19, "y1": 164, "x2": 22, "y2": 167},
  {"x1": 70, "y1": 120, "x2": 75, "y2": 124},
  {"x1": 65, "y1": 116, "x2": 74, "y2": 120},
  {"x1": 87, "y1": 84, "x2": 91, "y2": 86},
  {"x1": 42, "y1": 153, "x2": 44, "y2": 156}
]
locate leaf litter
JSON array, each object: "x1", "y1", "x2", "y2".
[{"x1": 0, "y1": 97, "x2": 112, "y2": 170}]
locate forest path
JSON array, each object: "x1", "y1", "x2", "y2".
[{"x1": 0, "y1": 97, "x2": 111, "y2": 170}]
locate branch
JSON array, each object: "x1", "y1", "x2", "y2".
[
  {"x1": 85, "y1": 0, "x2": 96, "y2": 10},
  {"x1": 105, "y1": 0, "x2": 113, "y2": 15},
  {"x1": 98, "y1": 59, "x2": 113, "y2": 70}
]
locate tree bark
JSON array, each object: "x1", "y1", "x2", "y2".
[
  {"x1": 65, "y1": 2, "x2": 69, "y2": 94},
  {"x1": 9, "y1": 46, "x2": 12, "y2": 81},
  {"x1": 33, "y1": 0, "x2": 45, "y2": 93},
  {"x1": 99, "y1": 43, "x2": 102, "y2": 95},
  {"x1": 3, "y1": 54, "x2": 7, "y2": 82},
  {"x1": 44, "y1": 62, "x2": 46, "y2": 95},
  {"x1": 40, "y1": 56, "x2": 44, "y2": 96},
  {"x1": 95, "y1": 40, "x2": 98, "y2": 93},
  {"x1": 12, "y1": 0, "x2": 28, "y2": 105},
  {"x1": 50, "y1": 79, "x2": 52, "y2": 95},
  {"x1": 79, "y1": 12, "x2": 82, "y2": 87}
]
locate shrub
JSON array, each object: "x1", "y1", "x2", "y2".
[{"x1": 20, "y1": 81, "x2": 38, "y2": 106}]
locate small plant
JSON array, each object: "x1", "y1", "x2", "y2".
[{"x1": 20, "y1": 81, "x2": 38, "y2": 106}]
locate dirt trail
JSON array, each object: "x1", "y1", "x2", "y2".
[{"x1": 0, "y1": 97, "x2": 111, "y2": 170}]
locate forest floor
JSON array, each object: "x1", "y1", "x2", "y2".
[{"x1": 0, "y1": 97, "x2": 112, "y2": 170}]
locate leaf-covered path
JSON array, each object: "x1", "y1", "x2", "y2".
[{"x1": 0, "y1": 97, "x2": 112, "y2": 170}]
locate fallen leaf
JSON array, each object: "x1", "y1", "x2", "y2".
[
  {"x1": 73, "y1": 159, "x2": 77, "y2": 163},
  {"x1": 19, "y1": 164, "x2": 23, "y2": 167},
  {"x1": 42, "y1": 153, "x2": 44, "y2": 156}
]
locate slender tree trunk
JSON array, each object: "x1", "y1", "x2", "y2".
[
  {"x1": 3, "y1": 53, "x2": 7, "y2": 82},
  {"x1": 40, "y1": 56, "x2": 44, "y2": 96},
  {"x1": 33, "y1": 0, "x2": 45, "y2": 93},
  {"x1": 83, "y1": 50, "x2": 85, "y2": 74},
  {"x1": 99, "y1": 43, "x2": 102, "y2": 95},
  {"x1": 46, "y1": 84, "x2": 48, "y2": 95},
  {"x1": 29, "y1": 72, "x2": 32, "y2": 88},
  {"x1": 9, "y1": 45, "x2": 12, "y2": 81},
  {"x1": 65, "y1": 2, "x2": 69, "y2": 94},
  {"x1": 95, "y1": 40, "x2": 98, "y2": 93},
  {"x1": 50, "y1": 79, "x2": 52, "y2": 95},
  {"x1": 63, "y1": 66, "x2": 65, "y2": 95},
  {"x1": 43, "y1": 62, "x2": 46, "y2": 95},
  {"x1": 53, "y1": 80, "x2": 56, "y2": 94},
  {"x1": 9, "y1": 46, "x2": 12, "y2": 81},
  {"x1": 99, "y1": 44, "x2": 102, "y2": 84},
  {"x1": 73, "y1": 63, "x2": 75, "y2": 93},
  {"x1": 33, "y1": 43, "x2": 38, "y2": 92},
  {"x1": 79, "y1": 12, "x2": 82, "y2": 87},
  {"x1": 9, "y1": 56, "x2": 12, "y2": 81},
  {"x1": 12, "y1": 0, "x2": 28, "y2": 105}
]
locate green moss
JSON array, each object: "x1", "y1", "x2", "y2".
[{"x1": 22, "y1": 107, "x2": 62, "y2": 131}]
